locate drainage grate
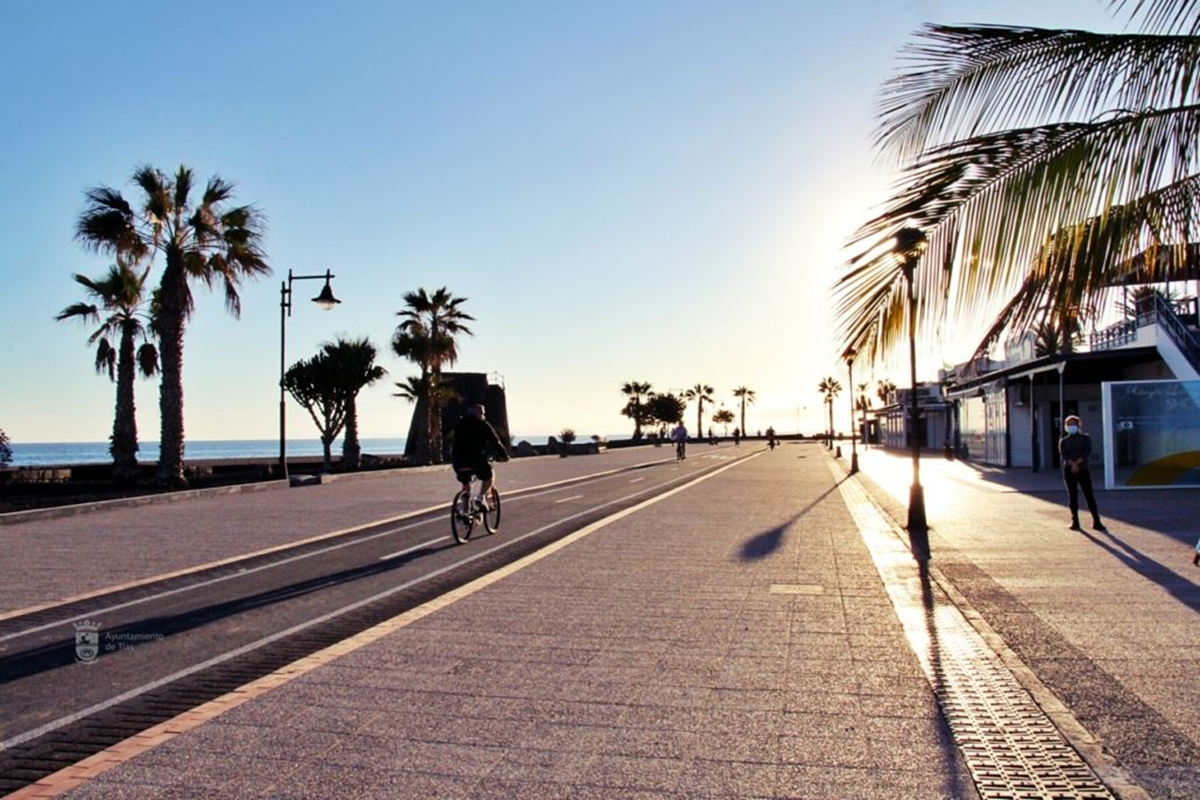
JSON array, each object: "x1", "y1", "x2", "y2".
[{"x1": 834, "y1": 471, "x2": 1115, "y2": 800}]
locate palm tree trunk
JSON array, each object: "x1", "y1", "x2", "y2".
[
  {"x1": 322, "y1": 435, "x2": 334, "y2": 473},
  {"x1": 156, "y1": 254, "x2": 187, "y2": 487},
  {"x1": 739, "y1": 399, "x2": 746, "y2": 439},
  {"x1": 696, "y1": 401, "x2": 703, "y2": 439},
  {"x1": 343, "y1": 397, "x2": 361, "y2": 470},
  {"x1": 111, "y1": 326, "x2": 139, "y2": 484}
]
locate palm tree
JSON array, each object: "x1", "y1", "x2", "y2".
[
  {"x1": 712, "y1": 408, "x2": 735, "y2": 437},
  {"x1": 620, "y1": 381, "x2": 654, "y2": 440},
  {"x1": 856, "y1": 382, "x2": 872, "y2": 447},
  {"x1": 394, "y1": 287, "x2": 474, "y2": 464},
  {"x1": 76, "y1": 165, "x2": 268, "y2": 486},
  {"x1": 818, "y1": 377, "x2": 843, "y2": 445},
  {"x1": 836, "y1": 2, "x2": 1200, "y2": 364},
  {"x1": 322, "y1": 336, "x2": 387, "y2": 470},
  {"x1": 685, "y1": 384, "x2": 715, "y2": 439},
  {"x1": 876, "y1": 379, "x2": 897, "y2": 405},
  {"x1": 732, "y1": 386, "x2": 756, "y2": 439},
  {"x1": 55, "y1": 260, "x2": 159, "y2": 483},
  {"x1": 284, "y1": 351, "x2": 347, "y2": 473}
]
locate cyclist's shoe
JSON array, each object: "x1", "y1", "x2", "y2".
[{"x1": 475, "y1": 495, "x2": 490, "y2": 512}]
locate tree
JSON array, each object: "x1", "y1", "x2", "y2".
[
  {"x1": 818, "y1": 377, "x2": 843, "y2": 444},
  {"x1": 0, "y1": 429, "x2": 12, "y2": 466},
  {"x1": 559, "y1": 428, "x2": 576, "y2": 457},
  {"x1": 712, "y1": 408, "x2": 735, "y2": 437},
  {"x1": 836, "y1": 3, "x2": 1200, "y2": 365},
  {"x1": 620, "y1": 381, "x2": 654, "y2": 440},
  {"x1": 284, "y1": 351, "x2": 347, "y2": 473},
  {"x1": 55, "y1": 260, "x2": 159, "y2": 483},
  {"x1": 76, "y1": 165, "x2": 269, "y2": 486},
  {"x1": 685, "y1": 384, "x2": 715, "y2": 440},
  {"x1": 647, "y1": 393, "x2": 687, "y2": 435},
  {"x1": 394, "y1": 287, "x2": 474, "y2": 464},
  {"x1": 732, "y1": 386, "x2": 756, "y2": 440},
  {"x1": 876, "y1": 379, "x2": 897, "y2": 405},
  {"x1": 321, "y1": 336, "x2": 387, "y2": 471},
  {"x1": 856, "y1": 382, "x2": 872, "y2": 445}
]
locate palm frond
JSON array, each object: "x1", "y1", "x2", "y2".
[
  {"x1": 1112, "y1": 0, "x2": 1200, "y2": 35},
  {"x1": 173, "y1": 165, "x2": 194, "y2": 212},
  {"x1": 94, "y1": 338, "x2": 116, "y2": 380},
  {"x1": 137, "y1": 343, "x2": 160, "y2": 378},
  {"x1": 132, "y1": 165, "x2": 172, "y2": 223},
  {"x1": 878, "y1": 23, "x2": 1200, "y2": 163}
]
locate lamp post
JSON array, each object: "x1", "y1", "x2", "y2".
[
  {"x1": 843, "y1": 346, "x2": 859, "y2": 474},
  {"x1": 895, "y1": 227, "x2": 929, "y2": 554},
  {"x1": 280, "y1": 269, "x2": 341, "y2": 480}
]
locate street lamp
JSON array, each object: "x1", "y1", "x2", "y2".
[
  {"x1": 896, "y1": 227, "x2": 929, "y2": 555},
  {"x1": 843, "y1": 346, "x2": 858, "y2": 475},
  {"x1": 280, "y1": 269, "x2": 340, "y2": 480}
]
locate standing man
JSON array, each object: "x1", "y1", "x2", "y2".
[{"x1": 1059, "y1": 415, "x2": 1107, "y2": 532}]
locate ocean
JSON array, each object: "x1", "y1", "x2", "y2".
[{"x1": 6, "y1": 435, "x2": 569, "y2": 467}]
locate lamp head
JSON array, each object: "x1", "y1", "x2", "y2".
[{"x1": 312, "y1": 275, "x2": 340, "y2": 310}]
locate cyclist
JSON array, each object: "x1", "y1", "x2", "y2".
[
  {"x1": 766, "y1": 425, "x2": 777, "y2": 450},
  {"x1": 670, "y1": 421, "x2": 688, "y2": 460},
  {"x1": 451, "y1": 404, "x2": 510, "y2": 510}
]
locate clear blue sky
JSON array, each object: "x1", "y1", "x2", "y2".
[{"x1": 1, "y1": 0, "x2": 1119, "y2": 444}]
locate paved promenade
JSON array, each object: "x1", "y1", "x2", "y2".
[{"x1": 5, "y1": 442, "x2": 1197, "y2": 798}]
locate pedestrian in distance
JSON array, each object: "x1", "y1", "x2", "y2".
[
  {"x1": 1059, "y1": 415, "x2": 1106, "y2": 532},
  {"x1": 733, "y1": 427, "x2": 741, "y2": 446}
]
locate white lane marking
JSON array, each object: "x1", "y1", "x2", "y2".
[
  {"x1": 377, "y1": 537, "x2": 448, "y2": 562},
  {"x1": 554, "y1": 495, "x2": 585, "y2": 504},
  {"x1": 629, "y1": 477, "x2": 645, "y2": 483},
  {"x1": 0, "y1": 455, "x2": 760, "y2": 753}
]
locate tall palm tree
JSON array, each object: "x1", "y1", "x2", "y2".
[
  {"x1": 621, "y1": 381, "x2": 654, "y2": 440},
  {"x1": 394, "y1": 287, "x2": 474, "y2": 464},
  {"x1": 322, "y1": 336, "x2": 387, "y2": 470},
  {"x1": 835, "y1": 1, "x2": 1200, "y2": 365},
  {"x1": 818, "y1": 377, "x2": 843, "y2": 444},
  {"x1": 56, "y1": 260, "x2": 159, "y2": 483},
  {"x1": 685, "y1": 384, "x2": 715, "y2": 438},
  {"x1": 732, "y1": 386, "x2": 756, "y2": 437},
  {"x1": 76, "y1": 165, "x2": 269, "y2": 486}
]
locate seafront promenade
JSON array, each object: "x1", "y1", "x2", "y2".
[{"x1": 1, "y1": 442, "x2": 1196, "y2": 799}]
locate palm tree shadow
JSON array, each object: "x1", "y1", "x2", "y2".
[
  {"x1": 738, "y1": 482, "x2": 841, "y2": 561},
  {"x1": 1078, "y1": 528, "x2": 1200, "y2": 612}
]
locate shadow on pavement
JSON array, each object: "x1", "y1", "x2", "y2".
[
  {"x1": 738, "y1": 482, "x2": 841, "y2": 561},
  {"x1": 1078, "y1": 527, "x2": 1200, "y2": 612}
]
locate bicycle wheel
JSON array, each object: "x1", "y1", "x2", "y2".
[
  {"x1": 482, "y1": 488, "x2": 501, "y2": 534},
  {"x1": 451, "y1": 489, "x2": 474, "y2": 544}
]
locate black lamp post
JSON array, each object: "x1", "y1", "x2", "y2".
[
  {"x1": 895, "y1": 227, "x2": 929, "y2": 554},
  {"x1": 279, "y1": 269, "x2": 340, "y2": 480},
  {"x1": 844, "y1": 346, "x2": 859, "y2": 474}
]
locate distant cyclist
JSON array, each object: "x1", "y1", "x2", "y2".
[
  {"x1": 451, "y1": 404, "x2": 510, "y2": 510},
  {"x1": 671, "y1": 421, "x2": 688, "y2": 460},
  {"x1": 766, "y1": 425, "x2": 777, "y2": 450}
]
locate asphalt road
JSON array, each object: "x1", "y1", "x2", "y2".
[{"x1": 0, "y1": 448, "x2": 756, "y2": 764}]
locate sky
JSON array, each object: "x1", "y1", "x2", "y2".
[{"x1": 1, "y1": 0, "x2": 1121, "y2": 445}]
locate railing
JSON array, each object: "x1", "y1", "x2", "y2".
[
  {"x1": 1151, "y1": 293, "x2": 1200, "y2": 375},
  {"x1": 1089, "y1": 318, "x2": 1138, "y2": 351}
]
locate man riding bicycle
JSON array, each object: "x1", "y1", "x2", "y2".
[
  {"x1": 451, "y1": 404, "x2": 510, "y2": 510},
  {"x1": 670, "y1": 421, "x2": 688, "y2": 460}
]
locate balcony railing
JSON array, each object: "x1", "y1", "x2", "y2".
[{"x1": 1089, "y1": 318, "x2": 1138, "y2": 351}]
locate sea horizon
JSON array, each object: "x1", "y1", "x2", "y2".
[{"x1": 5, "y1": 434, "x2": 629, "y2": 468}]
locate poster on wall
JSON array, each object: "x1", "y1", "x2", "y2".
[{"x1": 1103, "y1": 380, "x2": 1200, "y2": 489}]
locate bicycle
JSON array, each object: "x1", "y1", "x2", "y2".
[
  {"x1": 675, "y1": 439, "x2": 686, "y2": 461},
  {"x1": 451, "y1": 479, "x2": 501, "y2": 544}
]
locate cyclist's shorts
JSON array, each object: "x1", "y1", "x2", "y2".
[{"x1": 453, "y1": 459, "x2": 493, "y2": 484}]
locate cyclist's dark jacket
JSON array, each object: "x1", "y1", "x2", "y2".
[{"x1": 451, "y1": 415, "x2": 508, "y2": 465}]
